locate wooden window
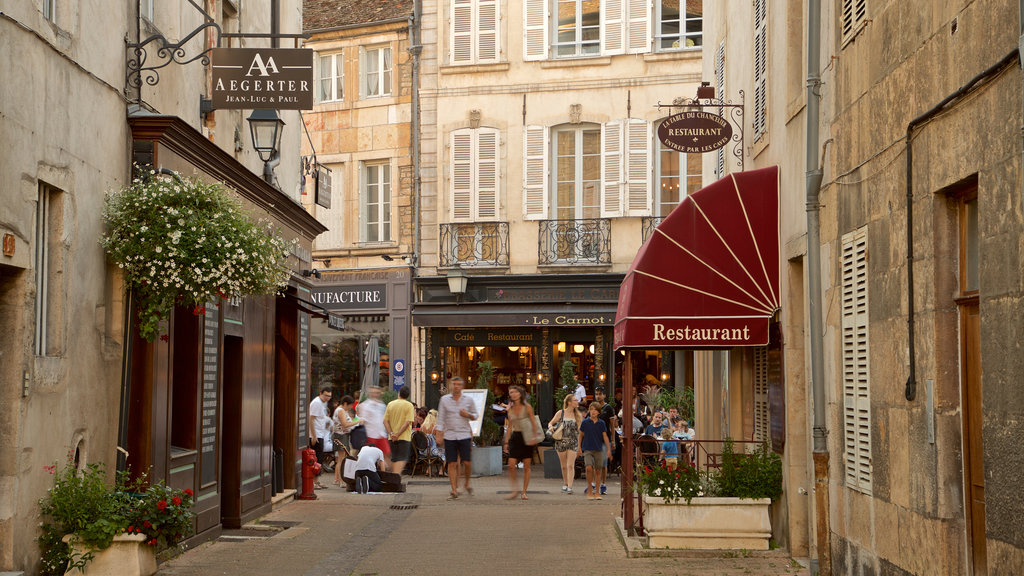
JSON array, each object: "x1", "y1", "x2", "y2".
[
  {"x1": 753, "y1": 347, "x2": 770, "y2": 443},
  {"x1": 361, "y1": 162, "x2": 392, "y2": 243},
  {"x1": 840, "y1": 0, "x2": 868, "y2": 46},
  {"x1": 841, "y1": 227, "x2": 872, "y2": 493},
  {"x1": 624, "y1": 119, "x2": 651, "y2": 216},
  {"x1": 554, "y1": 0, "x2": 602, "y2": 57},
  {"x1": 451, "y1": 0, "x2": 500, "y2": 64},
  {"x1": 34, "y1": 183, "x2": 63, "y2": 356},
  {"x1": 449, "y1": 127, "x2": 500, "y2": 221},
  {"x1": 360, "y1": 46, "x2": 392, "y2": 98},
  {"x1": 522, "y1": 125, "x2": 549, "y2": 219},
  {"x1": 752, "y1": 0, "x2": 768, "y2": 141},
  {"x1": 656, "y1": 0, "x2": 702, "y2": 50},
  {"x1": 317, "y1": 52, "x2": 344, "y2": 103},
  {"x1": 655, "y1": 121, "x2": 702, "y2": 216}
]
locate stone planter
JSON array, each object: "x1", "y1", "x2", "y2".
[
  {"x1": 63, "y1": 533, "x2": 157, "y2": 576},
  {"x1": 642, "y1": 495, "x2": 771, "y2": 550},
  {"x1": 471, "y1": 445, "x2": 503, "y2": 476}
]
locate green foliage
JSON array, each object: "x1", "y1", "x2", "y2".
[
  {"x1": 553, "y1": 359, "x2": 577, "y2": 411},
  {"x1": 634, "y1": 462, "x2": 707, "y2": 504},
  {"x1": 102, "y1": 170, "x2": 292, "y2": 340},
  {"x1": 717, "y1": 439, "x2": 783, "y2": 501},
  {"x1": 39, "y1": 463, "x2": 126, "y2": 551},
  {"x1": 476, "y1": 361, "x2": 502, "y2": 446},
  {"x1": 119, "y1": 473, "x2": 196, "y2": 550},
  {"x1": 654, "y1": 386, "x2": 695, "y2": 424}
]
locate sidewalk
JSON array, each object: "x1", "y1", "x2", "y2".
[{"x1": 157, "y1": 468, "x2": 809, "y2": 576}]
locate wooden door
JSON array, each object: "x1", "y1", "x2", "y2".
[{"x1": 960, "y1": 299, "x2": 985, "y2": 574}]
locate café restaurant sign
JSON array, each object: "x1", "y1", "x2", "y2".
[
  {"x1": 657, "y1": 110, "x2": 732, "y2": 153},
  {"x1": 211, "y1": 48, "x2": 313, "y2": 110}
]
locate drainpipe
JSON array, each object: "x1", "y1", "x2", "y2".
[
  {"x1": 804, "y1": 0, "x2": 831, "y2": 574},
  {"x1": 408, "y1": 0, "x2": 423, "y2": 397}
]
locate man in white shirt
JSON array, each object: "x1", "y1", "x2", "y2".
[
  {"x1": 435, "y1": 376, "x2": 477, "y2": 500},
  {"x1": 358, "y1": 386, "x2": 390, "y2": 459},
  {"x1": 573, "y1": 379, "x2": 587, "y2": 404},
  {"x1": 308, "y1": 387, "x2": 332, "y2": 489},
  {"x1": 353, "y1": 445, "x2": 386, "y2": 494}
]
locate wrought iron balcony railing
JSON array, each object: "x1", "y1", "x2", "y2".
[
  {"x1": 538, "y1": 218, "x2": 611, "y2": 265},
  {"x1": 439, "y1": 221, "x2": 510, "y2": 268},
  {"x1": 641, "y1": 216, "x2": 665, "y2": 243}
]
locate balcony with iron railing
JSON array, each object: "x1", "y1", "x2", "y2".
[
  {"x1": 538, "y1": 218, "x2": 611, "y2": 266},
  {"x1": 439, "y1": 221, "x2": 510, "y2": 268}
]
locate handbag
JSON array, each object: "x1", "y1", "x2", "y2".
[
  {"x1": 551, "y1": 417, "x2": 564, "y2": 441},
  {"x1": 525, "y1": 415, "x2": 545, "y2": 446}
]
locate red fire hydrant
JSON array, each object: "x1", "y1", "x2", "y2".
[{"x1": 297, "y1": 447, "x2": 321, "y2": 500}]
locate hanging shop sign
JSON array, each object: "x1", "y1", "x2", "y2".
[
  {"x1": 211, "y1": 48, "x2": 314, "y2": 109},
  {"x1": 657, "y1": 110, "x2": 733, "y2": 153},
  {"x1": 315, "y1": 165, "x2": 331, "y2": 209},
  {"x1": 310, "y1": 283, "x2": 387, "y2": 311}
]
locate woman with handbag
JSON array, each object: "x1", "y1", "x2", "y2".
[
  {"x1": 548, "y1": 395, "x2": 582, "y2": 494},
  {"x1": 331, "y1": 395, "x2": 357, "y2": 486},
  {"x1": 502, "y1": 385, "x2": 540, "y2": 500}
]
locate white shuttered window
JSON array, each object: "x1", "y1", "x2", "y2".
[
  {"x1": 600, "y1": 121, "x2": 623, "y2": 217},
  {"x1": 752, "y1": 0, "x2": 768, "y2": 141},
  {"x1": 841, "y1": 0, "x2": 868, "y2": 46},
  {"x1": 450, "y1": 128, "x2": 500, "y2": 221},
  {"x1": 841, "y1": 228, "x2": 872, "y2": 494},
  {"x1": 522, "y1": 126, "x2": 550, "y2": 219},
  {"x1": 451, "y1": 0, "x2": 500, "y2": 64},
  {"x1": 624, "y1": 119, "x2": 651, "y2": 216}
]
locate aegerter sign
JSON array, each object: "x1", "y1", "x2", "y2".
[
  {"x1": 657, "y1": 110, "x2": 732, "y2": 153},
  {"x1": 211, "y1": 48, "x2": 313, "y2": 110}
]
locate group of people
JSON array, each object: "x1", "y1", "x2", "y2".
[
  {"x1": 547, "y1": 386, "x2": 616, "y2": 499},
  {"x1": 640, "y1": 407, "x2": 697, "y2": 468}
]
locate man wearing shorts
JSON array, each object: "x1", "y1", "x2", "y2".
[
  {"x1": 578, "y1": 401, "x2": 612, "y2": 500},
  {"x1": 384, "y1": 386, "x2": 416, "y2": 474},
  {"x1": 435, "y1": 376, "x2": 477, "y2": 500}
]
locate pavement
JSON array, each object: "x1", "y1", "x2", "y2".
[{"x1": 157, "y1": 466, "x2": 810, "y2": 576}]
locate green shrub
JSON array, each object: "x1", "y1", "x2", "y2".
[{"x1": 717, "y1": 439, "x2": 783, "y2": 501}]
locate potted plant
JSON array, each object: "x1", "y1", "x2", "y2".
[
  {"x1": 38, "y1": 462, "x2": 194, "y2": 576},
  {"x1": 634, "y1": 439, "x2": 782, "y2": 550},
  {"x1": 471, "y1": 361, "x2": 504, "y2": 476},
  {"x1": 102, "y1": 169, "x2": 291, "y2": 341}
]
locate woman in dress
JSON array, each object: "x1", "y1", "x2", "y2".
[
  {"x1": 502, "y1": 385, "x2": 540, "y2": 500},
  {"x1": 549, "y1": 394, "x2": 582, "y2": 494},
  {"x1": 331, "y1": 395, "x2": 357, "y2": 485}
]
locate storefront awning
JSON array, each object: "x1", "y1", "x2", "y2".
[{"x1": 613, "y1": 166, "x2": 780, "y2": 349}]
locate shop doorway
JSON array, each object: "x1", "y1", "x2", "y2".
[{"x1": 220, "y1": 335, "x2": 243, "y2": 529}]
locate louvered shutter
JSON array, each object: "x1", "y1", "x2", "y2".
[
  {"x1": 752, "y1": 0, "x2": 768, "y2": 140},
  {"x1": 624, "y1": 119, "x2": 651, "y2": 216},
  {"x1": 626, "y1": 0, "x2": 651, "y2": 53},
  {"x1": 478, "y1": 0, "x2": 499, "y2": 62},
  {"x1": 450, "y1": 130, "x2": 473, "y2": 221},
  {"x1": 523, "y1": 0, "x2": 548, "y2": 61},
  {"x1": 753, "y1": 347, "x2": 770, "y2": 443},
  {"x1": 451, "y1": 0, "x2": 474, "y2": 64},
  {"x1": 522, "y1": 125, "x2": 548, "y2": 220},
  {"x1": 601, "y1": 0, "x2": 626, "y2": 55},
  {"x1": 601, "y1": 121, "x2": 623, "y2": 217},
  {"x1": 477, "y1": 128, "x2": 499, "y2": 219},
  {"x1": 841, "y1": 0, "x2": 868, "y2": 44},
  {"x1": 715, "y1": 40, "x2": 726, "y2": 178},
  {"x1": 841, "y1": 228, "x2": 871, "y2": 493}
]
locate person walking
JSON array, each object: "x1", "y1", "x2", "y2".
[
  {"x1": 358, "y1": 386, "x2": 390, "y2": 460},
  {"x1": 579, "y1": 401, "x2": 612, "y2": 500},
  {"x1": 593, "y1": 386, "x2": 618, "y2": 495},
  {"x1": 548, "y1": 395, "x2": 582, "y2": 494},
  {"x1": 383, "y1": 386, "x2": 416, "y2": 474},
  {"x1": 308, "y1": 387, "x2": 332, "y2": 490},
  {"x1": 502, "y1": 385, "x2": 539, "y2": 500},
  {"x1": 331, "y1": 395, "x2": 358, "y2": 485},
  {"x1": 435, "y1": 376, "x2": 477, "y2": 500}
]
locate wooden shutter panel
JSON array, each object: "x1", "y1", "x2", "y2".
[
  {"x1": 753, "y1": 347, "x2": 769, "y2": 442},
  {"x1": 841, "y1": 228, "x2": 871, "y2": 493},
  {"x1": 841, "y1": 0, "x2": 867, "y2": 44},
  {"x1": 523, "y1": 0, "x2": 548, "y2": 61},
  {"x1": 476, "y1": 128, "x2": 499, "y2": 219},
  {"x1": 626, "y1": 0, "x2": 651, "y2": 54},
  {"x1": 478, "y1": 0, "x2": 499, "y2": 62},
  {"x1": 601, "y1": 0, "x2": 626, "y2": 55},
  {"x1": 624, "y1": 119, "x2": 651, "y2": 216},
  {"x1": 450, "y1": 130, "x2": 474, "y2": 221},
  {"x1": 752, "y1": 0, "x2": 768, "y2": 140},
  {"x1": 715, "y1": 40, "x2": 726, "y2": 178},
  {"x1": 522, "y1": 125, "x2": 548, "y2": 220},
  {"x1": 451, "y1": 0, "x2": 474, "y2": 64},
  {"x1": 600, "y1": 121, "x2": 623, "y2": 217}
]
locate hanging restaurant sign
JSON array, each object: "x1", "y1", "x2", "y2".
[
  {"x1": 657, "y1": 110, "x2": 733, "y2": 153},
  {"x1": 211, "y1": 48, "x2": 314, "y2": 110},
  {"x1": 315, "y1": 165, "x2": 331, "y2": 209}
]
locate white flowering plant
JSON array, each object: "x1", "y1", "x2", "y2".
[{"x1": 102, "y1": 170, "x2": 291, "y2": 340}]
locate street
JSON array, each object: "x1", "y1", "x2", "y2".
[{"x1": 157, "y1": 472, "x2": 809, "y2": 576}]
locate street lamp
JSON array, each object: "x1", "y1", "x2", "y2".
[
  {"x1": 247, "y1": 109, "x2": 285, "y2": 184},
  {"x1": 446, "y1": 265, "x2": 468, "y2": 300}
]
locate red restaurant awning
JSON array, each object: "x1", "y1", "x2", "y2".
[{"x1": 613, "y1": 166, "x2": 780, "y2": 348}]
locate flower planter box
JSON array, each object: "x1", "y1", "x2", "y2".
[
  {"x1": 63, "y1": 533, "x2": 157, "y2": 576},
  {"x1": 471, "y1": 445, "x2": 502, "y2": 476},
  {"x1": 642, "y1": 495, "x2": 771, "y2": 550}
]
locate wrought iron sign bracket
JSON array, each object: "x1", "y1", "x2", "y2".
[{"x1": 656, "y1": 90, "x2": 746, "y2": 173}]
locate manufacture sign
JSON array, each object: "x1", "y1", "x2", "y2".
[
  {"x1": 211, "y1": 48, "x2": 313, "y2": 109},
  {"x1": 657, "y1": 111, "x2": 733, "y2": 153},
  {"x1": 310, "y1": 283, "x2": 387, "y2": 311}
]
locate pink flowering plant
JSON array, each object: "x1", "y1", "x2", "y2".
[{"x1": 101, "y1": 169, "x2": 293, "y2": 340}]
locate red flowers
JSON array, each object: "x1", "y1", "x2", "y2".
[
  {"x1": 143, "y1": 520, "x2": 152, "y2": 528},
  {"x1": 184, "y1": 488, "x2": 194, "y2": 497},
  {"x1": 43, "y1": 465, "x2": 57, "y2": 475},
  {"x1": 192, "y1": 305, "x2": 206, "y2": 316},
  {"x1": 172, "y1": 496, "x2": 182, "y2": 506},
  {"x1": 159, "y1": 334, "x2": 170, "y2": 342},
  {"x1": 157, "y1": 500, "x2": 168, "y2": 511},
  {"x1": 148, "y1": 538, "x2": 157, "y2": 546}
]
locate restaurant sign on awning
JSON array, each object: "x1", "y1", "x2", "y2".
[{"x1": 211, "y1": 48, "x2": 313, "y2": 110}]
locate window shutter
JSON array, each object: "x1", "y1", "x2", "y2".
[
  {"x1": 450, "y1": 130, "x2": 474, "y2": 221},
  {"x1": 752, "y1": 0, "x2": 768, "y2": 140},
  {"x1": 600, "y1": 121, "x2": 623, "y2": 217},
  {"x1": 841, "y1": 228, "x2": 871, "y2": 493},
  {"x1": 358, "y1": 47, "x2": 367, "y2": 99},
  {"x1": 715, "y1": 40, "x2": 726, "y2": 178},
  {"x1": 753, "y1": 347, "x2": 770, "y2": 443},
  {"x1": 601, "y1": 0, "x2": 626, "y2": 55},
  {"x1": 522, "y1": 125, "x2": 548, "y2": 220},
  {"x1": 523, "y1": 0, "x2": 548, "y2": 61},
  {"x1": 451, "y1": 0, "x2": 474, "y2": 64},
  {"x1": 841, "y1": 0, "x2": 868, "y2": 45},
  {"x1": 358, "y1": 163, "x2": 368, "y2": 242},
  {"x1": 476, "y1": 128, "x2": 499, "y2": 219},
  {"x1": 624, "y1": 119, "x2": 651, "y2": 216},
  {"x1": 626, "y1": 0, "x2": 651, "y2": 54},
  {"x1": 478, "y1": 0, "x2": 499, "y2": 62}
]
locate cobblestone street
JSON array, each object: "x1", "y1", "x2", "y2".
[{"x1": 157, "y1": 472, "x2": 809, "y2": 576}]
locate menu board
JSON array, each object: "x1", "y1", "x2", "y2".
[{"x1": 200, "y1": 303, "x2": 219, "y2": 486}]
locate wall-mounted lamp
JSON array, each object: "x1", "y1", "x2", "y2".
[
  {"x1": 599, "y1": 373, "x2": 606, "y2": 382},
  {"x1": 381, "y1": 254, "x2": 415, "y2": 264},
  {"x1": 475, "y1": 346, "x2": 484, "y2": 352},
  {"x1": 536, "y1": 373, "x2": 544, "y2": 382},
  {"x1": 589, "y1": 344, "x2": 595, "y2": 354},
  {"x1": 430, "y1": 371, "x2": 439, "y2": 384},
  {"x1": 446, "y1": 264, "x2": 468, "y2": 299},
  {"x1": 557, "y1": 342, "x2": 566, "y2": 353},
  {"x1": 696, "y1": 81, "x2": 715, "y2": 100},
  {"x1": 573, "y1": 344, "x2": 585, "y2": 354},
  {"x1": 661, "y1": 373, "x2": 670, "y2": 382},
  {"x1": 301, "y1": 269, "x2": 322, "y2": 279},
  {"x1": 247, "y1": 109, "x2": 285, "y2": 184},
  {"x1": 508, "y1": 346, "x2": 519, "y2": 352}
]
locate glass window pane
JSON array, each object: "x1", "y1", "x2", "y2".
[
  {"x1": 965, "y1": 197, "x2": 979, "y2": 291},
  {"x1": 582, "y1": 130, "x2": 600, "y2": 155}
]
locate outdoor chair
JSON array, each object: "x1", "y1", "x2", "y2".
[{"x1": 410, "y1": 431, "x2": 443, "y2": 477}]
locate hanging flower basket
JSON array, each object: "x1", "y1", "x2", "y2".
[{"x1": 102, "y1": 170, "x2": 291, "y2": 340}]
